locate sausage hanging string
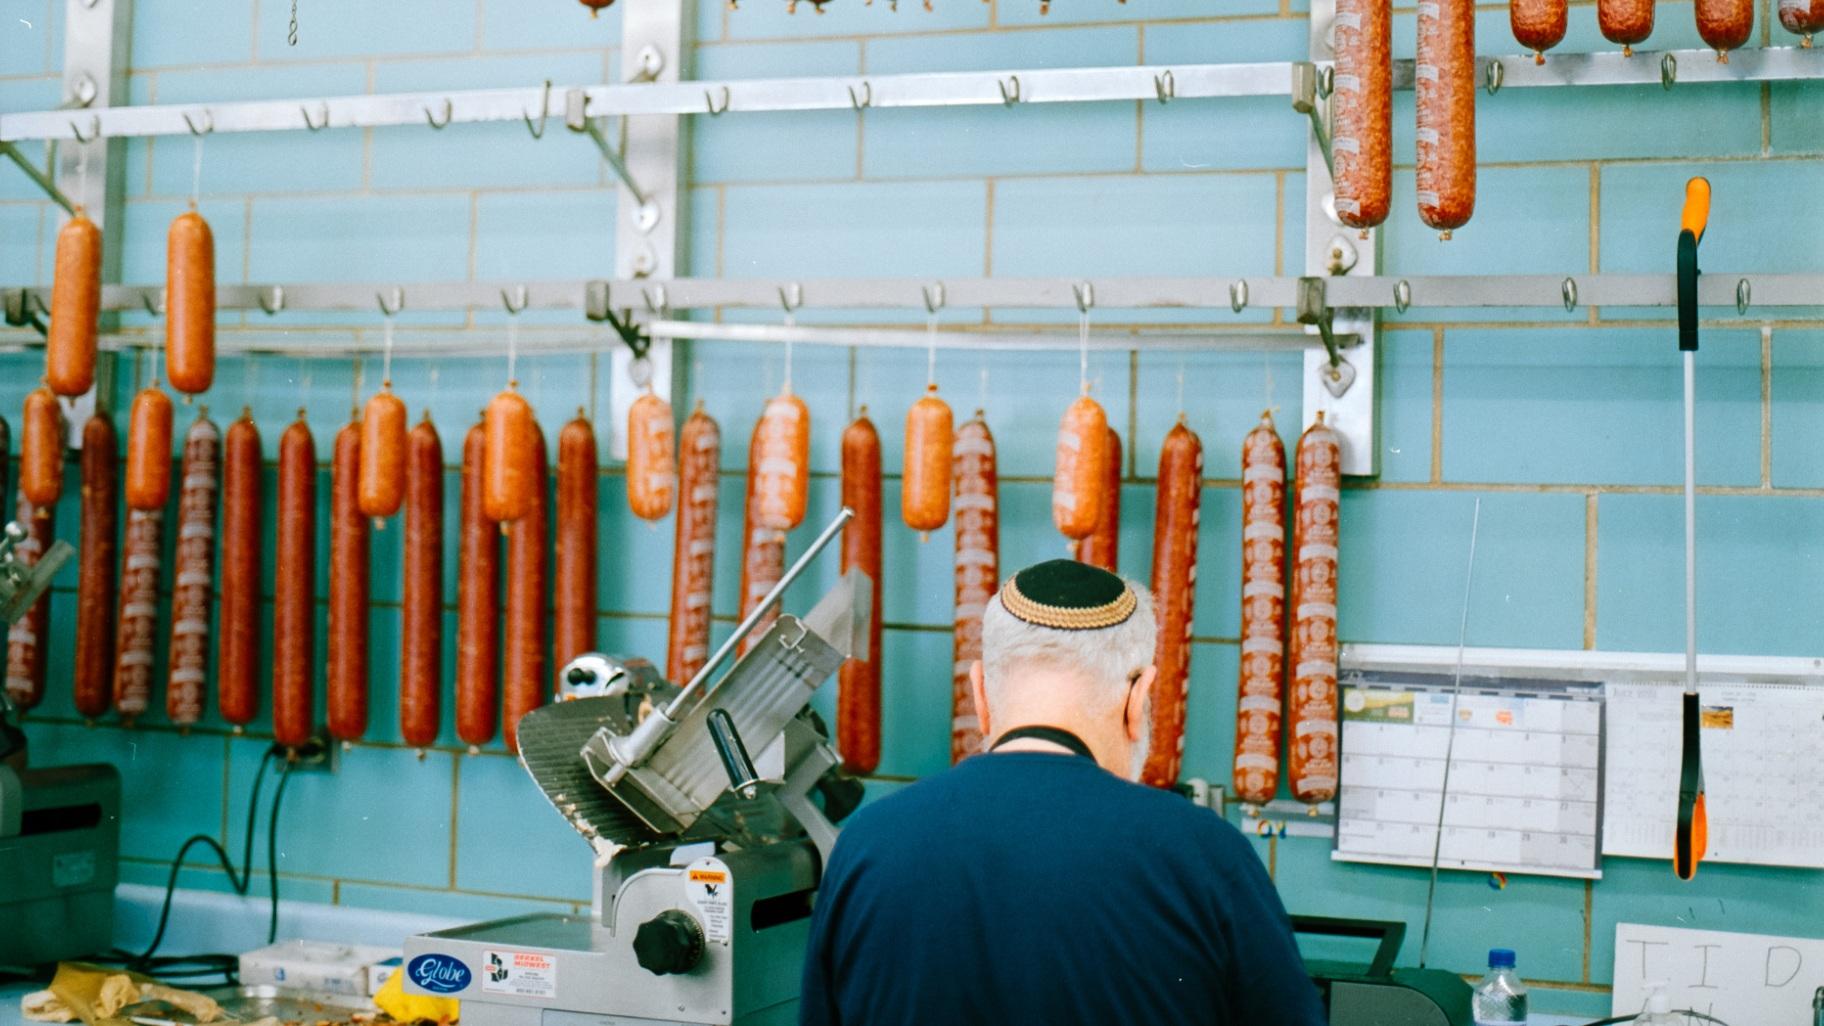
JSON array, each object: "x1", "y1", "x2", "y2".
[
  {"x1": 505, "y1": 315, "x2": 518, "y2": 387},
  {"x1": 1077, "y1": 308, "x2": 1090, "y2": 396},
  {"x1": 1417, "y1": 496, "x2": 1483, "y2": 969},
  {"x1": 926, "y1": 312, "x2": 938, "y2": 388},
  {"x1": 782, "y1": 307, "x2": 796, "y2": 394},
  {"x1": 380, "y1": 312, "x2": 395, "y2": 388},
  {"x1": 190, "y1": 134, "x2": 205, "y2": 209}
]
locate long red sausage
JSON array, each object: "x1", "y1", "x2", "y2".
[
  {"x1": 1416, "y1": 0, "x2": 1477, "y2": 238},
  {"x1": 165, "y1": 209, "x2": 216, "y2": 396},
  {"x1": 1289, "y1": 413, "x2": 1343, "y2": 804},
  {"x1": 1233, "y1": 412, "x2": 1287, "y2": 807},
  {"x1": 738, "y1": 414, "x2": 787, "y2": 656},
  {"x1": 666, "y1": 403, "x2": 721, "y2": 685},
  {"x1": 113, "y1": 507, "x2": 161, "y2": 724},
  {"x1": 1599, "y1": 0, "x2": 1655, "y2": 53},
  {"x1": 359, "y1": 388, "x2": 407, "y2": 522},
  {"x1": 456, "y1": 419, "x2": 500, "y2": 751},
  {"x1": 1141, "y1": 419, "x2": 1203, "y2": 790},
  {"x1": 1511, "y1": 0, "x2": 1568, "y2": 61},
  {"x1": 838, "y1": 411, "x2": 883, "y2": 775},
  {"x1": 1780, "y1": 0, "x2": 1824, "y2": 42},
  {"x1": 272, "y1": 413, "x2": 317, "y2": 750},
  {"x1": 1072, "y1": 425, "x2": 1121, "y2": 572},
  {"x1": 901, "y1": 387, "x2": 953, "y2": 537},
  {"x1": 4, "y1": 499, "x2": 56, "y2": 712},
  {"x1": 73, "y1": 414, "x2": 118, "y2": 721},
  {"x1": 165, "y1": 413, "x2": 218, "y2": 731},
  {"x1": 1052, "y1": 396, "x2": 1109, "y2": 542},
  {"x1": 1333, "y1": 0, "x2": 1393, "y2": 229},
  {"x1": 218, "y1": 410, "x2": 261, "y2": 729},
  {"x1": 20, "y1": 387, "x2": 63, "y2": 509},
  {"x1": 951, "y1": 412, "x2": 999, "y2": 763},
  {"x1": 553, "y1": 413, "x2": 598, "y2": 686},
  {"x1": 126, "y1": 386, "x2": 174, "y2": 512},
  {"x1": 400, "y1": 413, "x2": 443, "y2": 751},
  {"x1": 46, "y1": 211, "x2": 100, "y2": 397},
  {"x1": 503, "y1": 425, "x2": 548, "y2": 754},
  {"x1": 1696, "y1": 0, "x2": 1754, "y2": 59},
  {"x1": 327, "y1": 419, "x2": 370, "y2": 743}
]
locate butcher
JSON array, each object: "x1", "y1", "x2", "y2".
[{"x1": 799, "y1": 558, "x2": 1325, "y2": 1026}]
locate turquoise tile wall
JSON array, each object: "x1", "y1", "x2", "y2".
[{"x1": 4, "y1": 1, "x2": 1823, "y2": 1014}]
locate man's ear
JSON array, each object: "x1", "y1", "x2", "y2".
[
  {"x1": 969, "y1": 660, "x2": 990, "y2": 747},
  {"x1": 1126, "y1": 666, "x2": 1157, "y2": 743}
]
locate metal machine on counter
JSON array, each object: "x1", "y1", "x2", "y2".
[
  {"x1": 404, "y1": 511, "x2": 867, "y2": 1026},
  {"x1": 0, "y1": 519, "x2": 121, "y2": 970}
]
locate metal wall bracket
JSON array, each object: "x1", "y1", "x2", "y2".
[
  {"x1": 0, "y1": 141, "x2": 74, "y2": 213},
  {"x1": 1303, "y1": 0, "x2": 1378, "y2": 476},
  {"x1": 54, "y1": 0, "x2": 132, "y2": 443},
  {"x1": 605, "y1": 0, "x2": 689, "y2": 461}
]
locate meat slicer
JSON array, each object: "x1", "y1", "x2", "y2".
[
  {"x1": 0, "y1": 518, "x2": 122, "y2": 970},
  {"x1": 405, "y1": 509, "x2": 869, "y2": 1026}
]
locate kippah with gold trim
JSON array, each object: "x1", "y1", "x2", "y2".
[{"x1": 998, "y1": 559, "x2": 1137, "y2": 631}]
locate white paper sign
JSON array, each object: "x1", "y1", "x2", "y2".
[{"x1": 1612, "y1": 922, "x2": 1824, "y2": 1025}]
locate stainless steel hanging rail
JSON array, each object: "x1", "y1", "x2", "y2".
[
  {"x1": 3, "y1": 47, "x2": 1822, "y2": 143},
  {"x1": 1, "y1": 273, "x2": 1817, "y2": 317}
]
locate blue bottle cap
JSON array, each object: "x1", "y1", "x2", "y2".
[{"x1": 1489, "y1": 948, "x2": 1517, "y2": 969}]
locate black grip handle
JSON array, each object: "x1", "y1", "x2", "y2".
[
  {"x1": 707, "y1": 708, "x2": 760, "y2": 799},
  {"x1": 1290, "y1": 915, "x2": 1407, "y2": 979}
]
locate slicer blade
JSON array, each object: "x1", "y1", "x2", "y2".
[{"x1": 515, "y1": 698, "x2": 665, "y2": 853}]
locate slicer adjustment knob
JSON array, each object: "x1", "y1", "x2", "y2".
[{"x1": 634, "y1": 909, "x2": 705, "y2": 976}]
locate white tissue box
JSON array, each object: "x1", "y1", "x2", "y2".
[{"x1": 239, "y1": 940, "x2": 398, "y2": 999}]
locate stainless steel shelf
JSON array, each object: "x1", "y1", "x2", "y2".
[
  {"x1": 3, "y1": 46, "x2": 1821, "y2": 143},
  {"x1": 3, "y1": 272, "x2": 1811, "y2": 319}
]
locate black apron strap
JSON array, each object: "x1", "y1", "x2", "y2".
[{"x1": 988, "y1": 726, "x2": 1095, "y2": 761}]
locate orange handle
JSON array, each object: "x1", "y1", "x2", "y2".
[{"x1": 1681, "y1": 177, "x2": 1711, "y2": 241}]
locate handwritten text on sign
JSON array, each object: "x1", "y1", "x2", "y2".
[{"x1": 1612, "y1": 922, "x2": 1824, "y2": 1025}]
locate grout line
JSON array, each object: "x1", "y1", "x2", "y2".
[
  {"x1": 1761, "y1": 325, "x2": 1773, "y2": 488},
  {"x1": 1584, "y1": 493, "x2": 1598, "y2": 650},
  {"x1": 1582, "y1": 879, "x2": 1594, "y2": 983},
  {"x1": 448, "y1": 750, "x2": 462, "y2": 889},
  {"x1": 1430, "y1": 327, "x2": 1444, "y2": 483}
]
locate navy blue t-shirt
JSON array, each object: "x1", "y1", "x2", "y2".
[{"x1": 799, "y1": 750, "x2": 1327, "y2": 1026}]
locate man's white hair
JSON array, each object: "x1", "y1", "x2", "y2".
[{"x1": 980, "y1": 580, "x2": 1158, "y2": 719}]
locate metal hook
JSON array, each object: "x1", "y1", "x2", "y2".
[
  {"x1": 68, "y1": 116, "x2": 100, "y2": 144},
  {"x1": 1229, "y1": 279, "x2": 1249, "y2": 314},
  {"x1": 182, "y1": 109, "x2": 214, "y2": 136},
  {"x1": 998, "y1": 75, "x2": 1022, "y2": 106},
  {"x1": 1072, "y1": 280, "x2": 1095, "y2": 314},
  {"x1": 641, "y1": 284, "x2": 669, "y2": 316},
  {"x1": 377, "y1": 287, "x2": 405, "y2": 317},
  {"x1": 847, "y1": 81, "x2": 873, "y2": 110},
  {"x1": 1661, "y1": 52, "x2": 1678, "y2": 90},
  {"x1": 258, "y1": 286, "x2": 286, "y2": 316},
  {"x1": 1393, "y1": 279, "x2": 1412, "y2": 314},
  {"x1": 301, "y1": 103, "x2": 329, "y2": 131},
  {"x1": 424, "y1": 98, "x2": 454, "y2": 130},
  {"x1": 1561, "y1": 276, "x2": 1579, "y2": 312},
  {"x1": 1484, "y1": 59, "x2": 1505, "y2": 95},
  {"x1": 1736, "y1": 277, "x2": 1752, "y2": 315},
  {"x1": 922, "y1": 282, "x2": 946, "y2": 315},
  {"x1": 524, "y1": 80, "x2": 552, "y2": 139},
  {"x1": 1316, "y1": 64, "x2": 1335, "y2": 99},
  {"x1": 778, "y1": 282, "x2": 804, "y2": 314},
  {"x1": 142, "y1": 289, "x2": 164, "y2": 316},
  {"x1": 1153, "y1": 70, "x2": 1176, "y2": 104},
  {"x1": 705, "y1": 86, "x2": 732, "y2": 116},
  {"x1": 501, "y1": 286, "x2": 530, "y2": 315}
]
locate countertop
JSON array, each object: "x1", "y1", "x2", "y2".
[{"x1": 2, "y1": 886, "x2": 1601, "y2": 1026}]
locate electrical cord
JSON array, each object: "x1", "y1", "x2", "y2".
[{"x1": 107, "y1": 748, "x2": 298, "y2": 977}]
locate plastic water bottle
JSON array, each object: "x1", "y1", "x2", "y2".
[{"x1": 1471, "y1": 948, "x2": 1528, "y2": 1026}]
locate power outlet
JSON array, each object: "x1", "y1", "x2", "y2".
[{"x1": 269, "y1": 730, "x2": 338, "y2": 774}]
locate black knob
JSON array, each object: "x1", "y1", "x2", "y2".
[
  {"x1": 566, "y1": 664, "x2": 594, "y2": 686},
  {"x1": 633, "y1": 910, "x2": 705, "y2": 976}
]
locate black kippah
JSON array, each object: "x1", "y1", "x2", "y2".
[{"x1": 999, "y1": 559, "x2": 1137, "y2": 631}]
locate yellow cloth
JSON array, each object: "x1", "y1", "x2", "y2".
[
  {"x1": 41, "y1": 963, "x2": 222, "y2": 1026},
  {"x1": 373, "y1": 967, "x2": 459, "y2": 1024}
]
